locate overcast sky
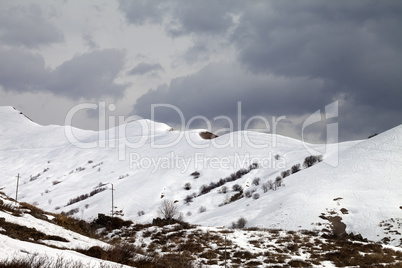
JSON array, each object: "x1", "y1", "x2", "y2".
[{"x1": 0, "y1": 0, "x2": 401, "y2": 142}]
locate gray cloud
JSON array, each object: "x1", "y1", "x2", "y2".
[
  {"x1": 1, "y1": 1, "x2": 400, "y2": 141},
  {"x1": 47, "y1": 49, "x2": 128, "y2": 99},
  {"x1": 128, "y1": 62, "x2": 163, "y2": 76},
  {"x1": 0, "y1": 3, "x2": 63, "y2": 48},
  {"x1": 118, "y1": 0, "x2": 166, "y2": 25},
  {"x1": 0, "y1": 49, "x2": 128, "y2": 99},
  {"x1": 132, "y1": 59, "x2": 401, "y2": 142},
  {"x1": 82, "y1": 32, "x2": 98, "y2": 50},
  {"x1": 166, "y1": 0, "x2": 236, "y2": 36},
  {"x1": 126, "y1": 1, "x2": 402, "y2": 141},
  {"x1": 231, "y1": 1, "x2": 402, "y2": 109},
  {"x1": 118, "y1": 0, "x2": 240, "y2": 36},
  {"x1": 0, "y1": 49, "x2": 48, "y2": 92},
  {"x1": 132, "y1": 62, "x2": 332, "y2": 130}
]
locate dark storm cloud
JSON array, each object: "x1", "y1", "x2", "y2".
[
  {"x1": 128, "y1": 63, "x2": 163, "y2": 76},
  {"x1": 118, "y1": 0, "x2": 166, "y2": 25},
  {"x1": 128, "y1": 0, "x2": 402, "y2": 141},
  {"x1": 0, "y1": 49, "x2": 48, "y2": 91},
  {"x1": 231, "y1": 1, "x2": 402, "y2": 108},
  {"x1": 0, "y1": 3, "x2": 63, "y2": 47},
  {"x1": 118, "y1": 0, "x2": 239, "y2": 36},
  {"x1": 0, "y1": 49, "x2": 128, "y2": 99},
  {"x1": 47, "y1": 49, "x2": 128, "y2": 99},
  {"x1": 132, "y1": 62, "x2": 332, "y2": 127},
  {"x1": 165, "y1": 0, "x2": 236, "y2": 36}
]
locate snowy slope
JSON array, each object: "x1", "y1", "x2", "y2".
[
  {"x1": 0, "y1": 106, "x2": 401, "y2": 246},
  {"x1": 0, "y1": 192, "x2": 127, "y2": 267}
]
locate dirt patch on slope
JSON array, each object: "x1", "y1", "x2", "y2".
[{"x1": 199, "y1": 131, "x2": 218, "y2": 139}]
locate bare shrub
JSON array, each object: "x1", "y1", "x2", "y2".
[
  {"x1": 190, "y1": 171, "x2": 200, "y2": 179},
  {"x1": 303, "y1": 155, "x2": 323, "y2": 168},
  {"x1": 137, "y1": 210, "x2": 145, "y2": 216},
  {"x1": 183, "y1": 182, "x2": 191, "y2": 190},
  {"x1": 158, "y1": 199, "x2": 179, "y2": 222},
  {"x1": 262, "y1": 183, "x2": 269, "y2": 193},
  {"x1": 281, "y1": 170, "x2": 290, "y2": 178},
  {"x1": 253, "y1": 193, "x2": 260, "y2": 200},
  {"x1": 275, "y1": 176, "x2": 282, "y2": 187},
  {"x1": 252, "y1": 177, "x2": 260, "y2": 186},
  {"x1": 267, "y1": 180, "x2": 275, "y2": 190},
  {"x1": 232, "y1": 184, "x2": 243, "y2": 192},
  {"x1": 184, "y1": 195, "x2": 194, "y2": 205},
  {"x1": 232, "y1": 217, "x2": 247, "y2": 229},
  {"x1": 199, "y1": 206, "x2": 207, "y2": 213},
  {"x1": 220, "y1": 185, "x2": 228, "y2": 194},
  {"x1": 291, "y1": 163, "x2": 301, "y2": 174},
  {"x1": 245, "y1": 190, "x2": 252, "y2": 198}
]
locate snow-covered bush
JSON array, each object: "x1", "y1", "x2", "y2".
[
  {"x1": 262, "y1": 183, "x2": 269, "y2": 193},
  {"x1": 137, "y1": 210, "x2": 145, "y2": 216},
  {"x1": 190, "y1": 171, "x2": 200, "y2": 179},
  {"x1": 232, "y1": 184, "x2": 243, "y2": 192},
  {"x1": 303, "y1": 155, "x2": 323, "y2": 168},
  {"x1": 245, "y1": 190, "x2": 253, "y2": 198},
  {"x1": 291, "y1": 163, "x2": 301, "y2": 174},
  {"x1": 183, "y1": 182, "x2": 191, "y2": 190},
  {"x1": 252, "y1": 177, "x2": 260, "y2": 186},
  {"x1": 275, "y1": 176, "x2": 282, "y2": 188},
  {"x1": 281, "y1": 170, "x2": 290, "y2": 178},
  {"x1": 232, "y1": 217, "x2": 247, "y2": 229},
  {"x1": 219, "y1": 185, "x2": 228, "y2": 194},
  {"x1": 184, "y1": 195, "x2": 193, "y2": 205},
  {"x1": 198, "y1": 206, "x2": 206, "y2": 213}
]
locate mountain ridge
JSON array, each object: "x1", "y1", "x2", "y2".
[{"x1": 0, "y1": 106, "x2": 401, "y2": 247}]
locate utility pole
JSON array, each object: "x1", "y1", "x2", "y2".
[
  {"x1": 111, "y1": 183, "x2": 114, "y2": 217},
  {"x1": 15, "y1": 173, "x2": 20, "y2": 202},
  {"x1": 224, "y1": 235, "x2": 227, "y2": 268}
]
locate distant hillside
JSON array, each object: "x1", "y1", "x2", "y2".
[{"x1": 0, "y1": 106, "x2": 401, "y2": 248}]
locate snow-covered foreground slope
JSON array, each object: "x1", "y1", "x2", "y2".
[
  {"x1": 0, "y1": 192, "x2": 128, "y2": 267},
  {"x1": 0, "y1": 106, "x2": 401, "y2": 246}
]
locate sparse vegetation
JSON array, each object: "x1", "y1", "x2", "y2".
[
  {"x1": 184, "y1": 195, "x2": 194, "y2": 205},
  {"x1": 275, "y1": 176, "x2": 282, "y2": 188},
  {"x1": 303, "y1": 155, "x2": 323, "y2": 168},
  {"x1": 252, "y1": 177, "x2": 260, "y2": 186},
  {"x1": 1, "y1": 193, "x2": 402, "y2": 268},
  {"x1": 158, "y1": 199, "x2": 180, "y2": 223},
  {"x1": 232, "y1": 217, "x2": 247, "y2": 229},
  {"x1": 199, "y1": 206, "x2": 206, "y2": 213},
  {"x1": 190, "y1": 171, "x2": 200, "y2": 179},
  {"x1": 245, "y1": 189, "x2": 256, "y2": 198},
  {"x1": 183, "y1": 182, "x2": 191, "y2": 190},
  {"x1": 219, "y1": 185, "x2": 228, "y2": 194},
  {"x1": 137, "y1": 210, "x2": 145, "y2": 216},
  {"x1": 66, "y1": 187, "x2": 106, "y2": 206},
  {"x1": 262, "y1": 182, "x2": 269, "y2": 193},
  {"x1": 281, "y1": 169, "x2": 290, "y2": 178},
  {"x1": 291, "y1": 163, "x2": 301, "y2": 174},
  {"x1": 232, "y1": 184, "x2": 243, "y2": 192},
  {"x1": 197, "y1": 163, "x2": 259, "y2": 197}
]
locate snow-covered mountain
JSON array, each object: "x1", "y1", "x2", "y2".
[{"x1": 0, "y1": 106, "x2": 401, "y2": 247}]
